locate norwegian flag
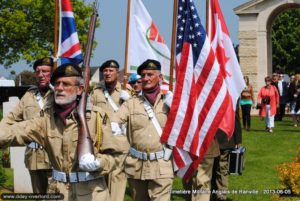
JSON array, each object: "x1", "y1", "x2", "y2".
[
  {"x1": 161, "y1": 0, "x2": 230, "y2": 181},
  {"x1": 57, "y1": 0, "x2": 83, "y2": 65}
]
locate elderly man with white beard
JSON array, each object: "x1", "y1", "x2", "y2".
[{"x1": 0, "y1": 63, "x2": 118, "y2": 201}]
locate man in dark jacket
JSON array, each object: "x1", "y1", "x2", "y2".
[{"x1": 275, "y1": 74, "x2": 288, "y2": 121}]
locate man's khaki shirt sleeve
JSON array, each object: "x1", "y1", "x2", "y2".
[{"x1": 0, "y1": 116, "x2": 46, "y2": 148}]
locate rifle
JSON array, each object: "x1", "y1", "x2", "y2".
[{"x1": 77, "y1": 0, "x2": 99, "y2": 160}]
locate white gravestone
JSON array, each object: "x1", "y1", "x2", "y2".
[{"x1": 3, "y1": 96, "x2": 33, "y2": 193}]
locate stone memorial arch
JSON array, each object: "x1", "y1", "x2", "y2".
[{"x1": 234, "y1": 0, "x2": 300, "y2": 94}]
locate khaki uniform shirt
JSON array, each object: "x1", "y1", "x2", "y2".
[
  {"x1": 0, "y1": 102, "x2": 116, "y2": 176},
  {"x1": 111, "y1": 93, "x2": 174, "y2": 180},
  {"x1": 1, "y1": 86, "x2": 51, "y2": 170},
  {"x1": 91, "y1": 82, "x2": 130, "y2": 153}
]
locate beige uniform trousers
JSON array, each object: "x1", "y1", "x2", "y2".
[
  {"x1": 211, "y1": 150, "x2": 230, "y2": 201},
  {"x1": 183, "y1": 157, "x2": 215, "y2": 201},
  {"x1": 107, "y1": 153, "x2": 127, "y2": 201},
  {"x1": 47, "y1": 178, "x2": 110, "y2": 201},
  {"x1": 128, "y1": 178, "x2": 173, "y2": 201}
]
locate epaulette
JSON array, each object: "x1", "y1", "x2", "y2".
[
  {"x1": 92, "y1": 105, "x2": 104, "y2": 115},
  {"x1": 27, "y1": 85, "x2": 38, "y2": 92},
  {"x1": 93, "y1": 82, "x2": 105, "y2": 90}
]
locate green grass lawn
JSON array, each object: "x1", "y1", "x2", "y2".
[
  {"x1": 125, "y1": 116, "x2": 300, "y2": 201},
  {"x1": 227, "y1": 116, "x2": 300, "y2": 201}
]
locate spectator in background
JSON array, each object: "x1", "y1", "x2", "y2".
[
  {"x1": 288, "y1": 74, "x2": 300, "y2": 126},
  {"x1": 289, "y1": 75, "x2": 295, "y2": 88},
  {"x1": 271, "y1": 73, "x2": 278, "y2": 86},
  {"x1": 257, "y1": 76, "x2": 279, "y2": 133},
  {"x1": 240, "y1": 76, "x2": 254, "y2": 131},
  {"x1": 275, "y1": 74, "x2": 288, "y2": 121}
]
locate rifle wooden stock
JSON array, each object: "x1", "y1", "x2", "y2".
[
  {"x1": 77, "y1": 91, "x2": 94, "y2": 159},
  {"x1": 77, "y1": 1, "x2": 98, "y2": 160}
]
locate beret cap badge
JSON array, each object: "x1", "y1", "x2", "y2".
[
  {"x1": 100, "y1": 59, "x2": 120, "y2": 72},
  {"x1": 110, "y1": 62, "x2": 117, "y2": 67},
  {"x1": 137, "y1": 59, "x2": 161, "y2": 75},
  {"x1": 147, "y1": 62, "x2": 157, "y2": 68},
  {"x1": 50, "y1": 63, "x2": 82, "y2": 84},
  {"x1": 66, "y1": 65, "x2": 74, "y2": 75},
  {"x1": 33, "y1": 57, "x2": 54, "y2": 70}
]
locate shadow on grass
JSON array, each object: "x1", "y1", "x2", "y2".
[
  {"x1": 278, "y1": 129, "x2": 300, "y2": 133},
  {"x1": 243, "y1": 128, "x2": 264, "y2": 132}
]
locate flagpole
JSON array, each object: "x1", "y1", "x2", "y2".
[
  {"x1": 205, "y1": 0, "x2": 209, "y2": 30},
  {"x1": 206, "y1": 0, "x2": 211, "y2": 38},
  {"x1": 54, "y1": 0, "x2": 59, "y2": 70},
  {"x1": 123, "y1": 0, "x2": 131, "y2": 88},
  {"x1": 169, "y1": 0, "x2": 178, "y2": 92}
]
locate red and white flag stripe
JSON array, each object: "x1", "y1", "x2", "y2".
[
  {"x1": 161, "y1": 0, "x2": 230, "y2": 181},
  {"x1": 208, "y1": 0, "x2": 245, "y2": 136}
]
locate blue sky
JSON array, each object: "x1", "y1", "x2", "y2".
[{"x1": 0, "y1": 0, "x2": 249, "y2": 78}]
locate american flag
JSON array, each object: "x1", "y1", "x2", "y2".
[
  {"x1": 161, "y1": 0, "x2": 230, "y2": 181},
  {"x1": 58, "y1": 0, "x2": 83, "y2": 65}
]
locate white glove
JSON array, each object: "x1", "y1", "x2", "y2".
[
  {"x1": 164, "y1": 91, "x2": 173, "y2": 108},
  {"x1": 79, "y1": 153, "x2": 100, "y2": 172},
  {"x1": 111, "y1": 122, "x2": 123, "y2": 136},
  {"x1": 120, "y1": 90, "x2": 130, "y2": 101}
]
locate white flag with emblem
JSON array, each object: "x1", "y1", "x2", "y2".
[{"x1": 127, "y1": 0, "x2": 173, "y2": 90}]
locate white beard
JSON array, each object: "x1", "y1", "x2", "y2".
[{"x1": 54, "y1": 92, "x2": 77, "y2": 106}]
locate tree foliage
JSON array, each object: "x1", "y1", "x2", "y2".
[
  {"x1": 0, "y1": 0, "x2": 99, "y2": 68},
  {"x1": 272, "y1": 9, "x2": 300, "y2": 74}
]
